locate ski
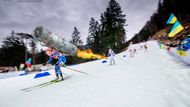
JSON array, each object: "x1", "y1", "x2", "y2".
[{"x1": 21, "y1": 76, "x2": 71, "y2": 92}]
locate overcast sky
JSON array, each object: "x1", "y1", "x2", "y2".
[{"x1": 0, "y1": 0, "x2": 158, "y2": 46}]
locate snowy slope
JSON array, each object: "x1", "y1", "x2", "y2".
[{"x1": 0, "y1": 40, "x2": 190, "y2": 107}]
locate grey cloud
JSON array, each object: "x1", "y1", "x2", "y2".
[{"x1": 0, "y1": 0, "x2": 159, "y2": 45}]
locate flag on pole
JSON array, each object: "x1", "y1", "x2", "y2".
[
  {"x1": 168, "y1": 20, "x2": 184, "y2": 37},
  {"x1": 167, "y1": 13, "x2": 177, "y2": 24}
]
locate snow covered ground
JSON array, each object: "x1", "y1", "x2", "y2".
[
  {"x1": 0, "y1": 71, "x2": 23, "y2": 79},
  {"x1": 0, "y1": 40, "x2": 190, "y2": 107}
]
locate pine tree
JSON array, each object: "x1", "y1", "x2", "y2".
[
  {"x1": 86, "y1": 17, "x2": 100, "y2": 53},
  {"x1": 0, "y1": 34, "x2": 26, "y2": 68},
  {"x1": 100, "y1": 0, "x2": 127, "y2": 53},
  {"x1": 99, "y1": 13, "x2": 106, "y2": 53},
  {"x1": 87, "y1": 18, "x2": 96, "y2": 48},
  {"x1": 70, "y1": 27, "x2": 83, "y2": 46}
]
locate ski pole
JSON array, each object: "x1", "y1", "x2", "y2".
[
  {"x1": 64, "y1": 67, "x2": 88, "y2": 75},
  {"x1": 62, "y1": 64, "x2": 88, "y2": 75}
]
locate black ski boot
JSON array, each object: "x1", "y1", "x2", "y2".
[{"x1": 60, "y1": 73, "x2": 64, "y2": 81}]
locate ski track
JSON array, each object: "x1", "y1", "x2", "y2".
[{"x1": 0, "y1": 41, "x2": 190, "y2": 107}]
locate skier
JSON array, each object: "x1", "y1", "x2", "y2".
[
  {"x1": 144, "y1": 42, "x2": 148, "y2": 51},
  {"x1": 140, "y1": 45, "x2": 143, "y2": 50},
  {"x1": 133, "y1": 49, "x2": 137, "y2": 54},
  {"x1": 129, "y1": 49, "x2": 134, "y2": 58},
  {"x1": 24, "y1": 58, "x2": 32, "y2": 74},
  {"x1": 25, "y1": 58, "x2": 32, "y2": 69},
  {"x1": 45, "y1": 49, "x2": 66, "y2": 80},
  {"x1": 107, "y1": 48, "x2": 115, "y2": 65}
]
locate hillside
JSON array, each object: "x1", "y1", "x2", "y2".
[{"x1": 0, "y1": 41, "x2": 190, "y2": 107}]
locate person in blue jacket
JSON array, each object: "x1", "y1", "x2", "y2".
[{"x1": 46, "y1": 50, "x2": 66, "y2": 80}]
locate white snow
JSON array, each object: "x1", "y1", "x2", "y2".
[
  {"x1": 0, "y1": 40, "x2": 190, "y2": 107},
  {"x1": 0, "y1": 71, "x2": 22, "y2": 79}
]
